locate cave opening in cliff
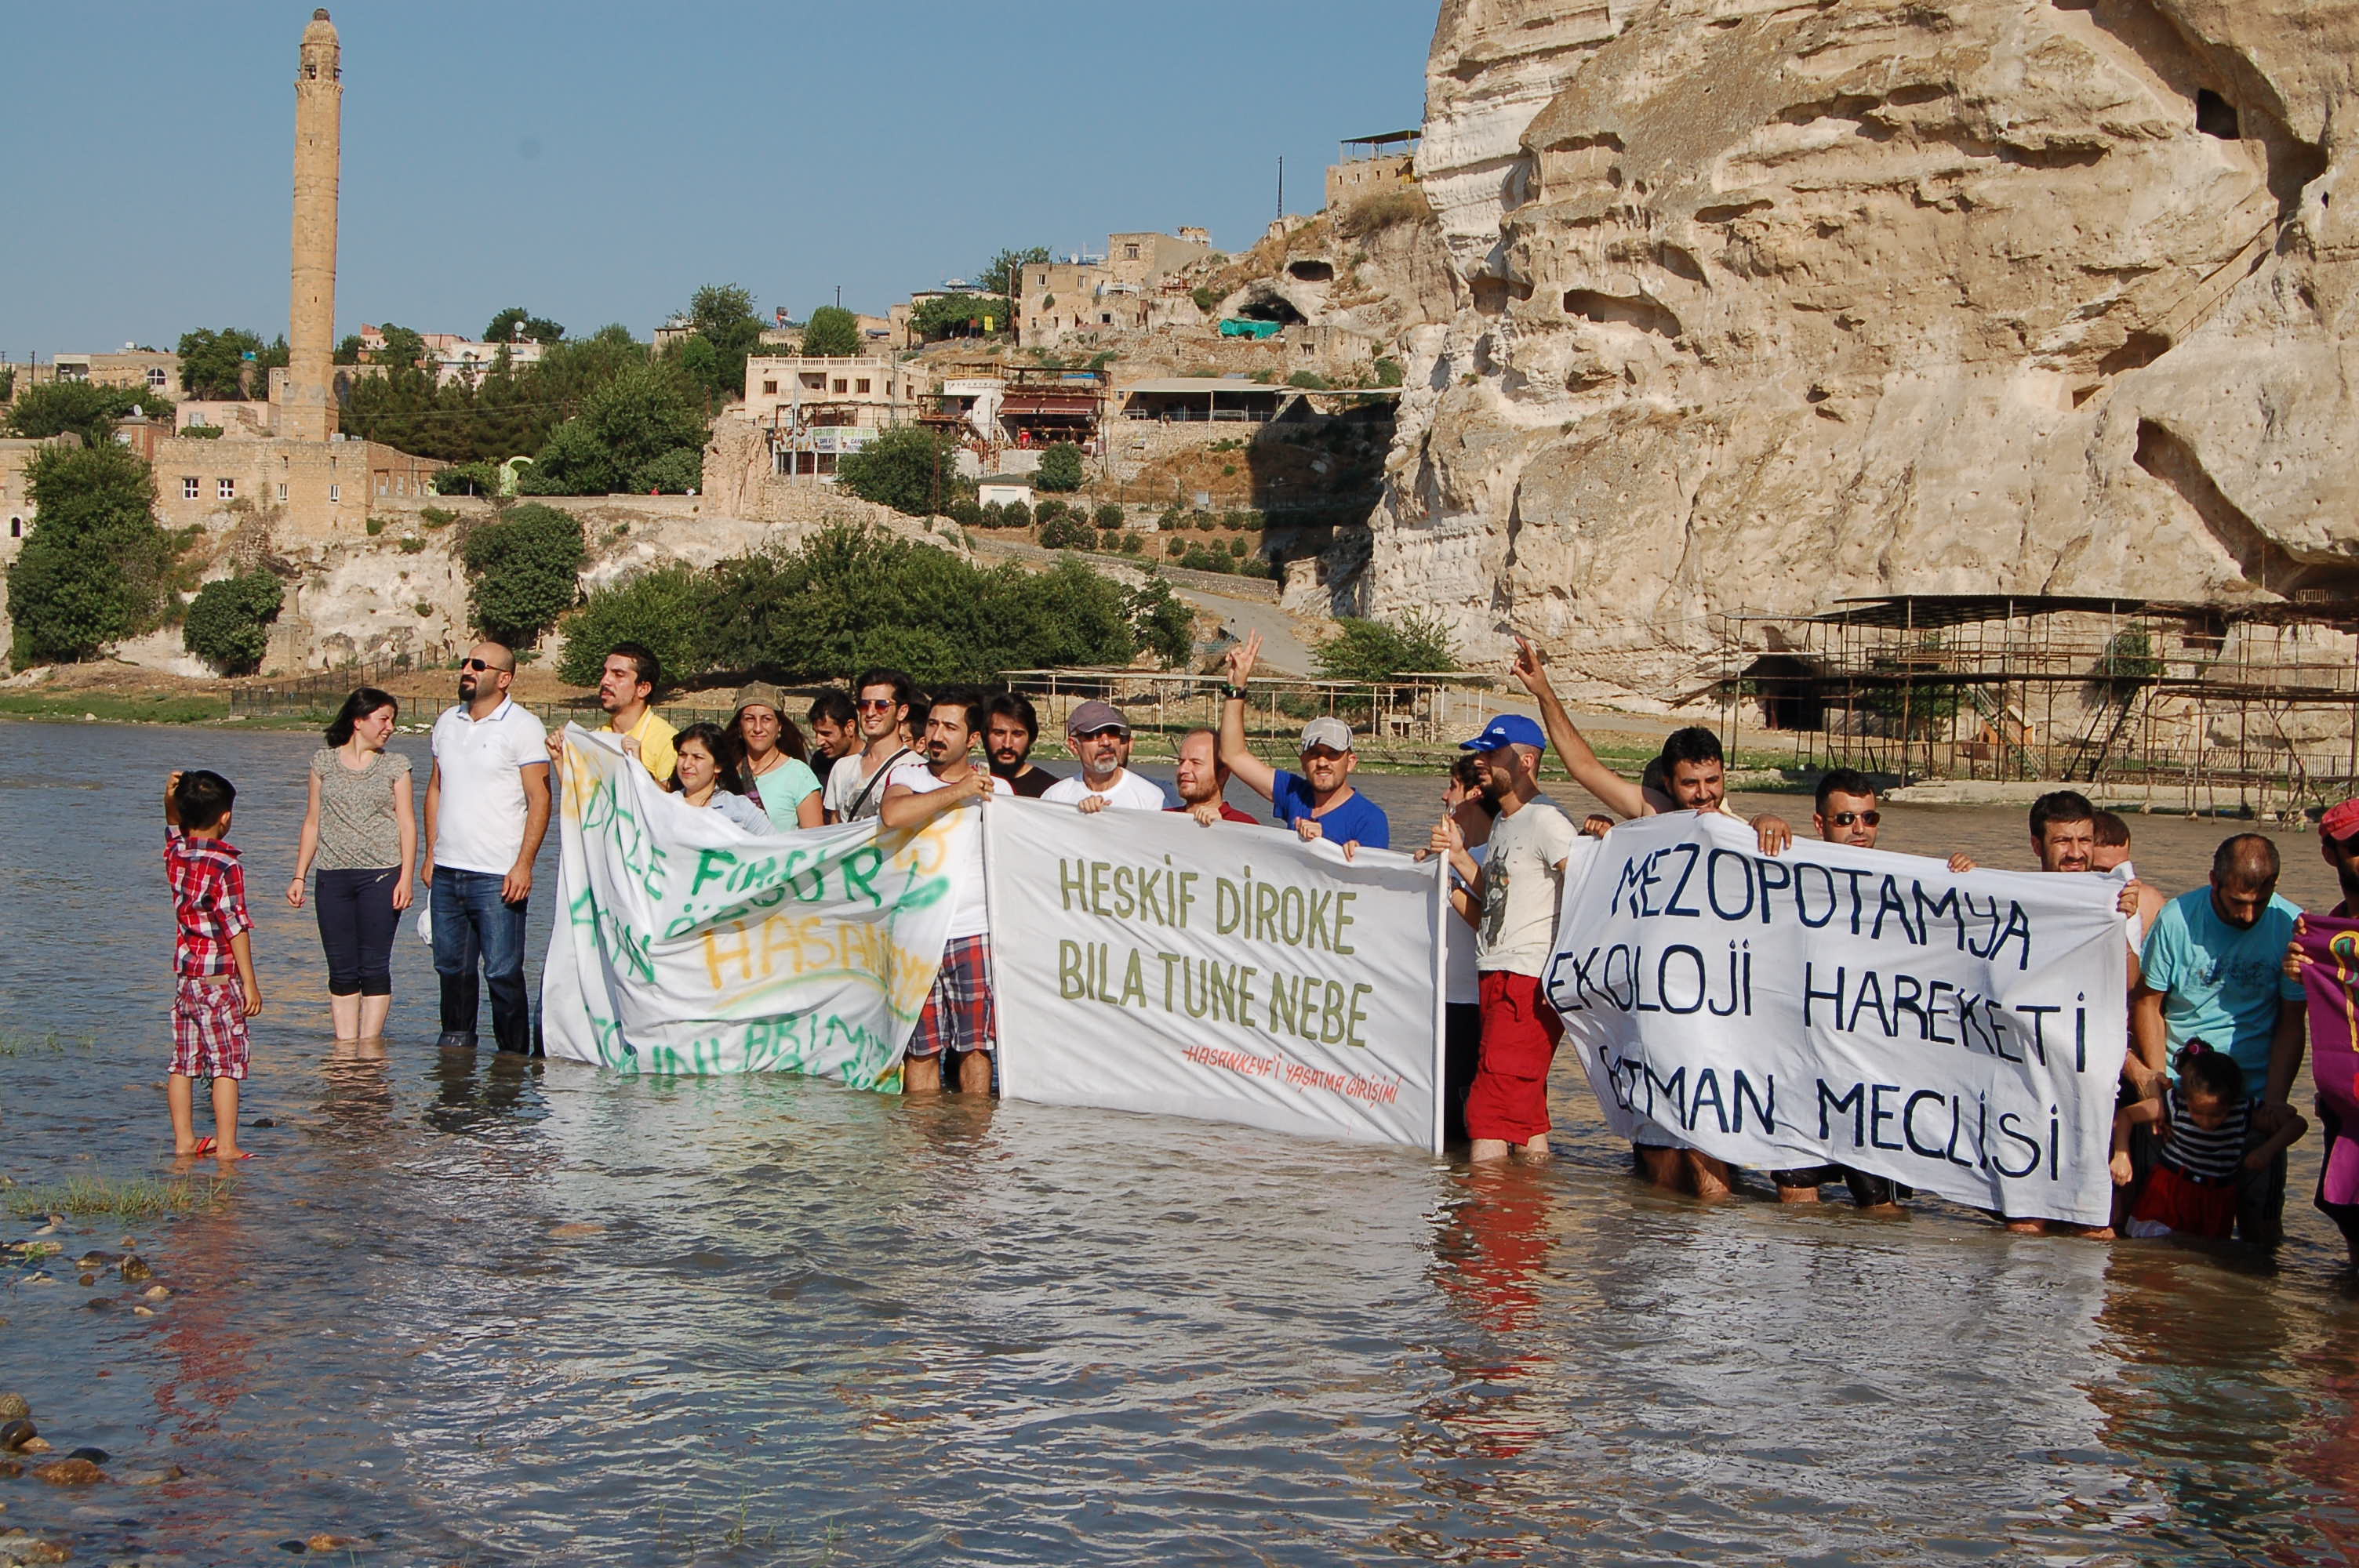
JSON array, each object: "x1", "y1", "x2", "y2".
[
  {"x1": 1286, "y1": 259, "x2": 1336, "y2": 283},
  {"x1": 1742, "y1": 655, "x2": 1827, "y2": 732},
  {"x1": 2196, "y1": 89, "x2": 2241, "y2": 140},
  {"x1": 1234, "y1": 291, "x2": 1307, "y2": 326}
]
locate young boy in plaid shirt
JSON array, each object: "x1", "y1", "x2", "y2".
[{"x1": 164, "y1": 770, "x2": 263, "y2": 1159}]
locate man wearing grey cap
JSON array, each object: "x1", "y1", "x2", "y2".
[
  {"x1": 1216, "y1": 630, "x2": 1390, "y2": 851},
  {"x1": 1042, "y1": 701, "x2": 1169, "y2": 812}
]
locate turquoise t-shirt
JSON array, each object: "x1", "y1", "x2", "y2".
[
  {"x1": 2139, "y1": 887, "x2": 2305, "y2": 1097},
  {"x1": 749, "y1": 757, "x2": 821, "y2": 831}
]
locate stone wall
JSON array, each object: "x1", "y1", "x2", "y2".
[{"x1": 1356, "y1": 0, "x2": 2359, "y2": 709}]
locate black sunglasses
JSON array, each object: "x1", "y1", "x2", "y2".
[
  {"x1": 461, "y1": 657, "x2": 507, "y2": 673},
  {"x1": 1828, "y1": 810, "x2": 1881, "y2": 827}
]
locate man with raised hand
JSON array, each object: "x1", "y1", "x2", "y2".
[
  {"x1": 823, "y1": 668, "x2": 918, "y2": 825},
  {"x1": 1169, "y1": 727, "x2": 1257, "y2": 826},
  {"x1": 1429, "y1": 714, "x2": 1575, "y2": 1163},
  {"x1": 1042, "y1": 701, "x2": 1169, "y2": 812},
  {"x1": 880, "y1": 688, "x2": 1001, "y2": 1095},
  {"x1": 1507, "y1": 634, "x2": 1787, "y2": 849},
  {"x1": 425, "y1": 640, "x2": 551, "y2": 1055},
  {"x1": 2135, "y1": 833, "x2": 2308, "y2": 1247},
  {"x1": 1216, "y1": 630, "x2": 1390, "y2": 853},
  {"x1": 984, "y1": 692, "x2": 1061, "y2": 799}
]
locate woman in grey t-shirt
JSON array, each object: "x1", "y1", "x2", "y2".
[{"x1": 289, "y1": 686, "x2": 416, "y2": 1040}]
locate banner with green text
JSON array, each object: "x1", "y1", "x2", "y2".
[
  {"x1": 540, "y1": 726, "x2": 959, "y2": 1083},
  {"x1": 985, "y1": 799, "x2": 1446, "y2": 1150},
  {"x1": 1542, "y1": 813, "x2": 2129, "y2": 1225}
]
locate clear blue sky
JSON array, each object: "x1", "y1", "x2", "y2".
[{"x1": 0, "y1": 2, "x2": 1438, "y2": 358}]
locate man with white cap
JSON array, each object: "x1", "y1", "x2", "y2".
[
  {"x1": 1429, "y1": 713, "x2": 1574, "y2": 1162},
  {"x1": 1216, "y1": 630, "x2": 1391, "y2": 851},
  {"x1": 1042, "y1": 700, "x2": 1169, "y2": 812}
]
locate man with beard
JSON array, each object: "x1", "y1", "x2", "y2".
[
  {"x1": 1043, "y1": 701, "x2": 1169, "y2": 811},
  {"x1": 880, "y1": 689, "x2": 1001, "y2": 1094},
  {"x1": 593, "y1": 642, "x2": 675, "y2": 782},
  {"x1": 805, "y1": 690, "x2": 860, "y2": 790},
  {"x1": 983, "y1": 693, "x2": 1060, "y2": 798},
  {"x1": 423, "y1": 641, "x2": 550, "y2": 1054},
  {"x1": 1216, "y1": 631, "x2": 1389, "y2": 851},
  {"x1": 1169, "y1": 728, "x2": 1256, "y2": 825}
]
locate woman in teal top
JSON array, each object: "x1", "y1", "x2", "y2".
[{"x1": 729, "y1": 681, "x2": 823, "y2": 830}]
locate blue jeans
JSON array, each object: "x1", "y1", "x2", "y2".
[{"x1": 431, "y1": 868, "x2": 530, "y2": 1054}]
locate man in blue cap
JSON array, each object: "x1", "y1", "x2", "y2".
[{"x1": 1428, "y1": 713, "x2": 1577, "y2": 1163}]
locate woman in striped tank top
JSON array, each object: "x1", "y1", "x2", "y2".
[{"x1": 2114, "y1": 1041, "x2": 2308, "y2": 1240}]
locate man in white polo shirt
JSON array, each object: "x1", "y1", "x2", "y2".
[
  {"x1": 1042, "y1": 701, "x2": 1169, "y2": 811},
  {"x1": 423, "y1": 641, "x2": 551, "y2": 1054}
]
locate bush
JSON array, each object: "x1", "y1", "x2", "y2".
[
  {"x1": 554, "y1": 564, "x2": 716, "y2": 688},
  {"x1": 1034, "y1": 442, "x2": 1084, "y2": 493},
  {"x1": 1286, "y1": 370, "x2": 1330, "y2": 390},
  {"x1": 1227, "y1": 536, "x2": 1247, "y2": 557},
  {"x1": 180, "y1": 572, "x2": 284, "y2": 675},
  {"x1": 365, "y1": 517, "x2": 385, "y2": 536},
  {"x1": 461, "y1": 502, "x2": 586, "y2": 648},
  {"x1": 434, "y1": 461, "x2": 501, "y2": 496},
  {"x1": 1337, "y1": 187, "x2": 1430, "y2": 237},
  {"x1": 419, "y1": 506, "x2": 458, "y2": 528},
  {"x1": 6, "y1": 382, "x2": 173, "y2": 445},
  {"x1": 1374, "y1": 357, "x2": 1405, "y2": 387},
  {"x1": 632, "y1": 445, "x2": 703, "y2": 494},
  {"x1": 1192, "y1": 285, "x2": 1221, "y2": 314},
  {"x1": 1118, "y1": 532, "x2": 1142, "y2": 556},
  {"x1": 1179, "y1": 546, "x2": 1236, "y2": 575},
  {"x1": 834, "y1": 426, "x2": 965, "y2": 516},
  {"x1": 6, "y1": 443, "x2": 170, "y2": 667},
  {"x1": 1000, "y1": 501, "x2": 1031, "y2": 530},
  {"x1": 179, "y1": 423, "x2": 224, "y2": 441},
  {"x1": 398, "y1": 536, "x2": 426, "y2": 554},
  {"x1": 1034, "y1": 498, "x2": 1070, "y2": 527},
  {"x1": 1038, "y1": 514, "x2": 1094, "y2": 550},
  {"x1": 1093, "y1": 503, "x2": 1124, "y2": 530},
  {"x1": 1100, "y1": 529, "x2": 1124, "y2": 551},
  {"x1": 1314, "y1": 611, "x2": 1458, "y2": 681}
]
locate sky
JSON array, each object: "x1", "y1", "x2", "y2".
[{"x1": 0, "y1": 2, "x2": 1439, "y2": 358}]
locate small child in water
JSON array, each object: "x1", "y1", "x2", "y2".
[
  {"x1": 163, "y1": 770, "x2": 263, "y2": 1160},
  {"x1": 2112, "y1": 1040, "x2": 2304, "y2": 1240}
]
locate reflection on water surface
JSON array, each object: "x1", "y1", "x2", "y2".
[{"x1": 2, "y1": 721, "x2": 2356, "y2": 1564}]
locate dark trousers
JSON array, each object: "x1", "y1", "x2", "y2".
[
  {"x1": 315, "y1": 866, "x2": 399, "y2": 996},
  {"x1": 2237, "y1": 1122, "x2": 2289, "y2": 1247},
  {"x1": 1443, "y1": 1002, "x2": 1482, "y2": 1145},
  {"x1": 431, "y1": 868, "x2": 530, "y2": 1054}
]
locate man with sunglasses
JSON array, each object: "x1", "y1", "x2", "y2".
[
  {"x1": 424, "y1": 641, "x2": 550, "y2": 1054},
  {"x1": 823, "y1": 669, "x2": 918, "y2": 825}
]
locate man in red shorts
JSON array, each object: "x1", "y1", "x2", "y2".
[{"x1": 1430, "y1": 714, "x2": 1576, "y2": 1162}]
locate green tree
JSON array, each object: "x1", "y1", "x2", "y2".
[
  {"x1": 519, "y1": 365, "x2": 706, "y2": 495},
  {"x1": 1128, "y1": 575, "x2": 1197, "y2": 669},
  {"x1": 1034, "y1": 441, "x2": 1083, "y2": 492},
  {"x1": 176, "y1": 328, "x2": 268, "y2": 399},
  {"x1": 979, "y1": 246, "x2": 1050, "y2": 299},
  {"x1": 5, "y1": 443, "x2": 170, "y2": 666},
  {"x1": 181, "y1": 572, "x2": 285, "y2": 675},
  {"x1": 482, "y1": 307, "x2": 565, "y2": 345},
  {"x1": 1314, "y1": 611, "x2": 1457, "y2": 681},
  {"x1": 460, "y1": 503, "x2": 586, "y2": 647},
  {"x1": 333, "y1": 334, "x2": 365, "y2": 365},
  {"x1": 910, "y1": 293, "x2": 1015, "y2": 341},
  {"x1": 6, "y1": 382, "x2": 170, "y2": 445},
  {"x1": 834, "y1": 426, "x2": 965, "y2": 516},
  {"x1": 0, "y1": 367, "x2": 14, "y2": 401},
  {"x1": 800, "y1": 305, "x2": 860, "y2": 358},
  {"x1": 677, "y1": 283, "x2": 764, "y2": 404},
  {"x1": 554, "y1": 564, "x2": 716, "y2": 688},
  {"x1": 373, "y1": 325, "x2": 430, "y2": 370}
]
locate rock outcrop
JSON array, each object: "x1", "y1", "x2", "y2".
[{"x1": 1363, "y1": 0, "x2": 2359, "y2": 706}]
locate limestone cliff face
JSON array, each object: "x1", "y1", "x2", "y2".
[{"x1": 1367, "y1": 0, "x2": 2359, "y2": 705}]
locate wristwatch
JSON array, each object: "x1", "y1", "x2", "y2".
[{"x1": 1220, "y1": 682, "x2": 1247, "y2": 700}]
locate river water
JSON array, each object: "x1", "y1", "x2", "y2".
[{"x1": 4, "y1": 719, "x2": 2357, "y2": 1565}]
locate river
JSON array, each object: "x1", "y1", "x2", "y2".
[{"x1": 3, "y1": 718, "x2": 2355, "y2": 1564}]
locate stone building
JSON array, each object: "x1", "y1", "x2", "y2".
[
  {"x1": 5, "y1": 350, "x2": 180, "y2": 399},
  {"x1": 1325, "y1": 132, "x2": 1420, "y2": 210},
  {"x1": 1018, "y1": 229, "x2": 1216, "y2": 349}
]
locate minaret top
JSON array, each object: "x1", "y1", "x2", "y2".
[{"x1": 300, "y1": 9, "x2": 339, "y2": 74}]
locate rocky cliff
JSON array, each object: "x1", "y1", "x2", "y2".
[{"x1": 1365, "y1": 0, "x2": 2359, "y2": 706}]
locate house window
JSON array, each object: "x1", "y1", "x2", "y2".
[
  {"x1": 182, "y1": 477, "x2": 200, "y2": 500},
  {"x1": 1100, "y1": 313, "x2": 1113, "y2": 324},
  {"x1": 147, "y1": 368, "x2": 167, "y2": 389},
  {"x1": 801, "y1": 374, "x2": 823, "y2": 390},
  {"x1": 9, "y1": 518, "x2": 20, "y2": 539},
  {"x1": 278, "y1": 483, "x2": 288, "y2": 501},
  {"x1": 762, "y1": 379, "x2": 778, "y2": 394},
  {"x1": 834, "y1": 379, "x2": 848, "y2": 394},
  {"x1": 217, "y1": 478, "x2": 235, "y2": 500},
  {"x1": 856, "y1": 379, "x2": 871, "y2": 394},
  {"x1": 329, "y1": 485, "x2": 340, "y2": 503},
  {"x1": 1125, "y1": 244, "x2": 1140, "y2": 260}
]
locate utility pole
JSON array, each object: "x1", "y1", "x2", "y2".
[{"x1": 1276, "y1": 156, "x2": 1285, "y2": 223}]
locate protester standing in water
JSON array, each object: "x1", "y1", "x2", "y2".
[
  {"x1": 287, "y1": 686, "x2": 414, "y2": 1040},
  {"x1": 729, "y1": 682, "x2": 823, "y2": 830}
]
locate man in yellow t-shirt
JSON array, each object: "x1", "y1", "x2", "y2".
[{"x1": 596, "y1": 642, "x2": 676, "y2": 782}]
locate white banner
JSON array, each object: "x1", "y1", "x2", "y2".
[
  {"x1": 985, "y1": 800, "x2": 1445, "y2": 1150},
  {"x1": 1542, "y1": 814, "x2": 2129, "y2": 1225},
  {"x1": 540, "y1": 727, "x2": 961, "y2": 1083}
]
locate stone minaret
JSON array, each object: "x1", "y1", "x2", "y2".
[{"x1": 285, "y1": 8, "x2": 341, "y2": 441}]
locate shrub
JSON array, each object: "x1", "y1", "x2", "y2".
[
  {"x1": 1375, "y1": 357, "x2": 1405, "y2": 387},
  {"x1": 1093, "y1": 503, "x2": 1124, "y2": 530},
  {"x1": 1178, "y1": 546, "x2": 1235, "y2": 575},
  {"x1": 1034, "y1": 442, "x2": 1084, "y2": 493},
  {"x1": 835, "y1": 426, "x2": 965, "y2": 516},
  {"x1": 1286, "y1": 370, "x2": 1330, "y2": 390},
  {"x1": 419, "y1": 506, "x2": 458, "y2": 528},
  {"x1": 1000, "y1": 501, "x2": 1031, "y2": 530},
  {"x1": 1337, "y1": 187, "x2": 1430, "y2": 237},
  {"x1": 461, "y1": 502, "x2": 585, "y2": 647},
  {"x1": 179, "y1": 423, "x2": 224, "y2": 441},
  {"x1": 6, "y1": 443, "x2": 170, "y2": 666},
  {"x1": 434, "y1": 461, "x2": 501, "y2": 496},
  {"x1": 181, "y1": 572, "x2": 284, "y2": 675},
  {"x1": 1038, "y1": 514, "x2": 1094, "y2": 550},
  {"x1": 1314, "y1": 611, "x2": 1458, "y2": 681},
  {"x1": 1100, "y1": 529, "x2": 1123, "y2": 551},
  {"x1": 632, "y1": 445, "x2": 703, "y2": 494},
  {"x1": 1227, "y1": 536, "x2": 1247, "y2": 557},
  {"x1": 1166, "y1": 539, "x2": 1186, "y2": 558},
  {"x1": 364, "y1": 517, "x2": 385, "y2": 536},
  {"x1": 398, "y1": 536, "x2": 426, "y2": 554},
  {"x1": 1118, "y1": 533, "x2": 1142, "y2": 556},
  {"x1": 1192, "y1": 285, "x2": 1221, "y2": 314},
  {"x1": 554, "y1": 564, "x2": 715, "y2": 688},
  {"x1": 1034, "y1": 498, "x2": 1070, "y2": 528}
]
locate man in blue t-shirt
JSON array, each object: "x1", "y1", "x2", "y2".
[
  {"x1": 2135, "y1": 832, "x2": 2307, "y2": 1246},
  {"x1": 1215, "y1": 630, "x2": 1390, "y2": 854}
]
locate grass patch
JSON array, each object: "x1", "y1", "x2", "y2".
[
  {"x1": 0, "y1": 692, "x2": 231, "y2": 726},
  {"x1": 7, "y1": 1174, "x2": 228, "y2": 1221},
  {"x1": 0, "y1": 1029, "x2": 96, "y2": 1058}
]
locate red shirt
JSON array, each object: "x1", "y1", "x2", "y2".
[
  {"x1": 164, "y1": 826, "x2": 252, "y2": 977},
  {"x1": 1166, "y1": 802, "x2": 1259, "y2": 824}
]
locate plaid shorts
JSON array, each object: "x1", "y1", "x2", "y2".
[
  {"x1": 172, "y1": 975, "x2": 251, "y2": 1082},
  {"x1": 909, "y1": 935, "x2": 996, "y2": 1059}
]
